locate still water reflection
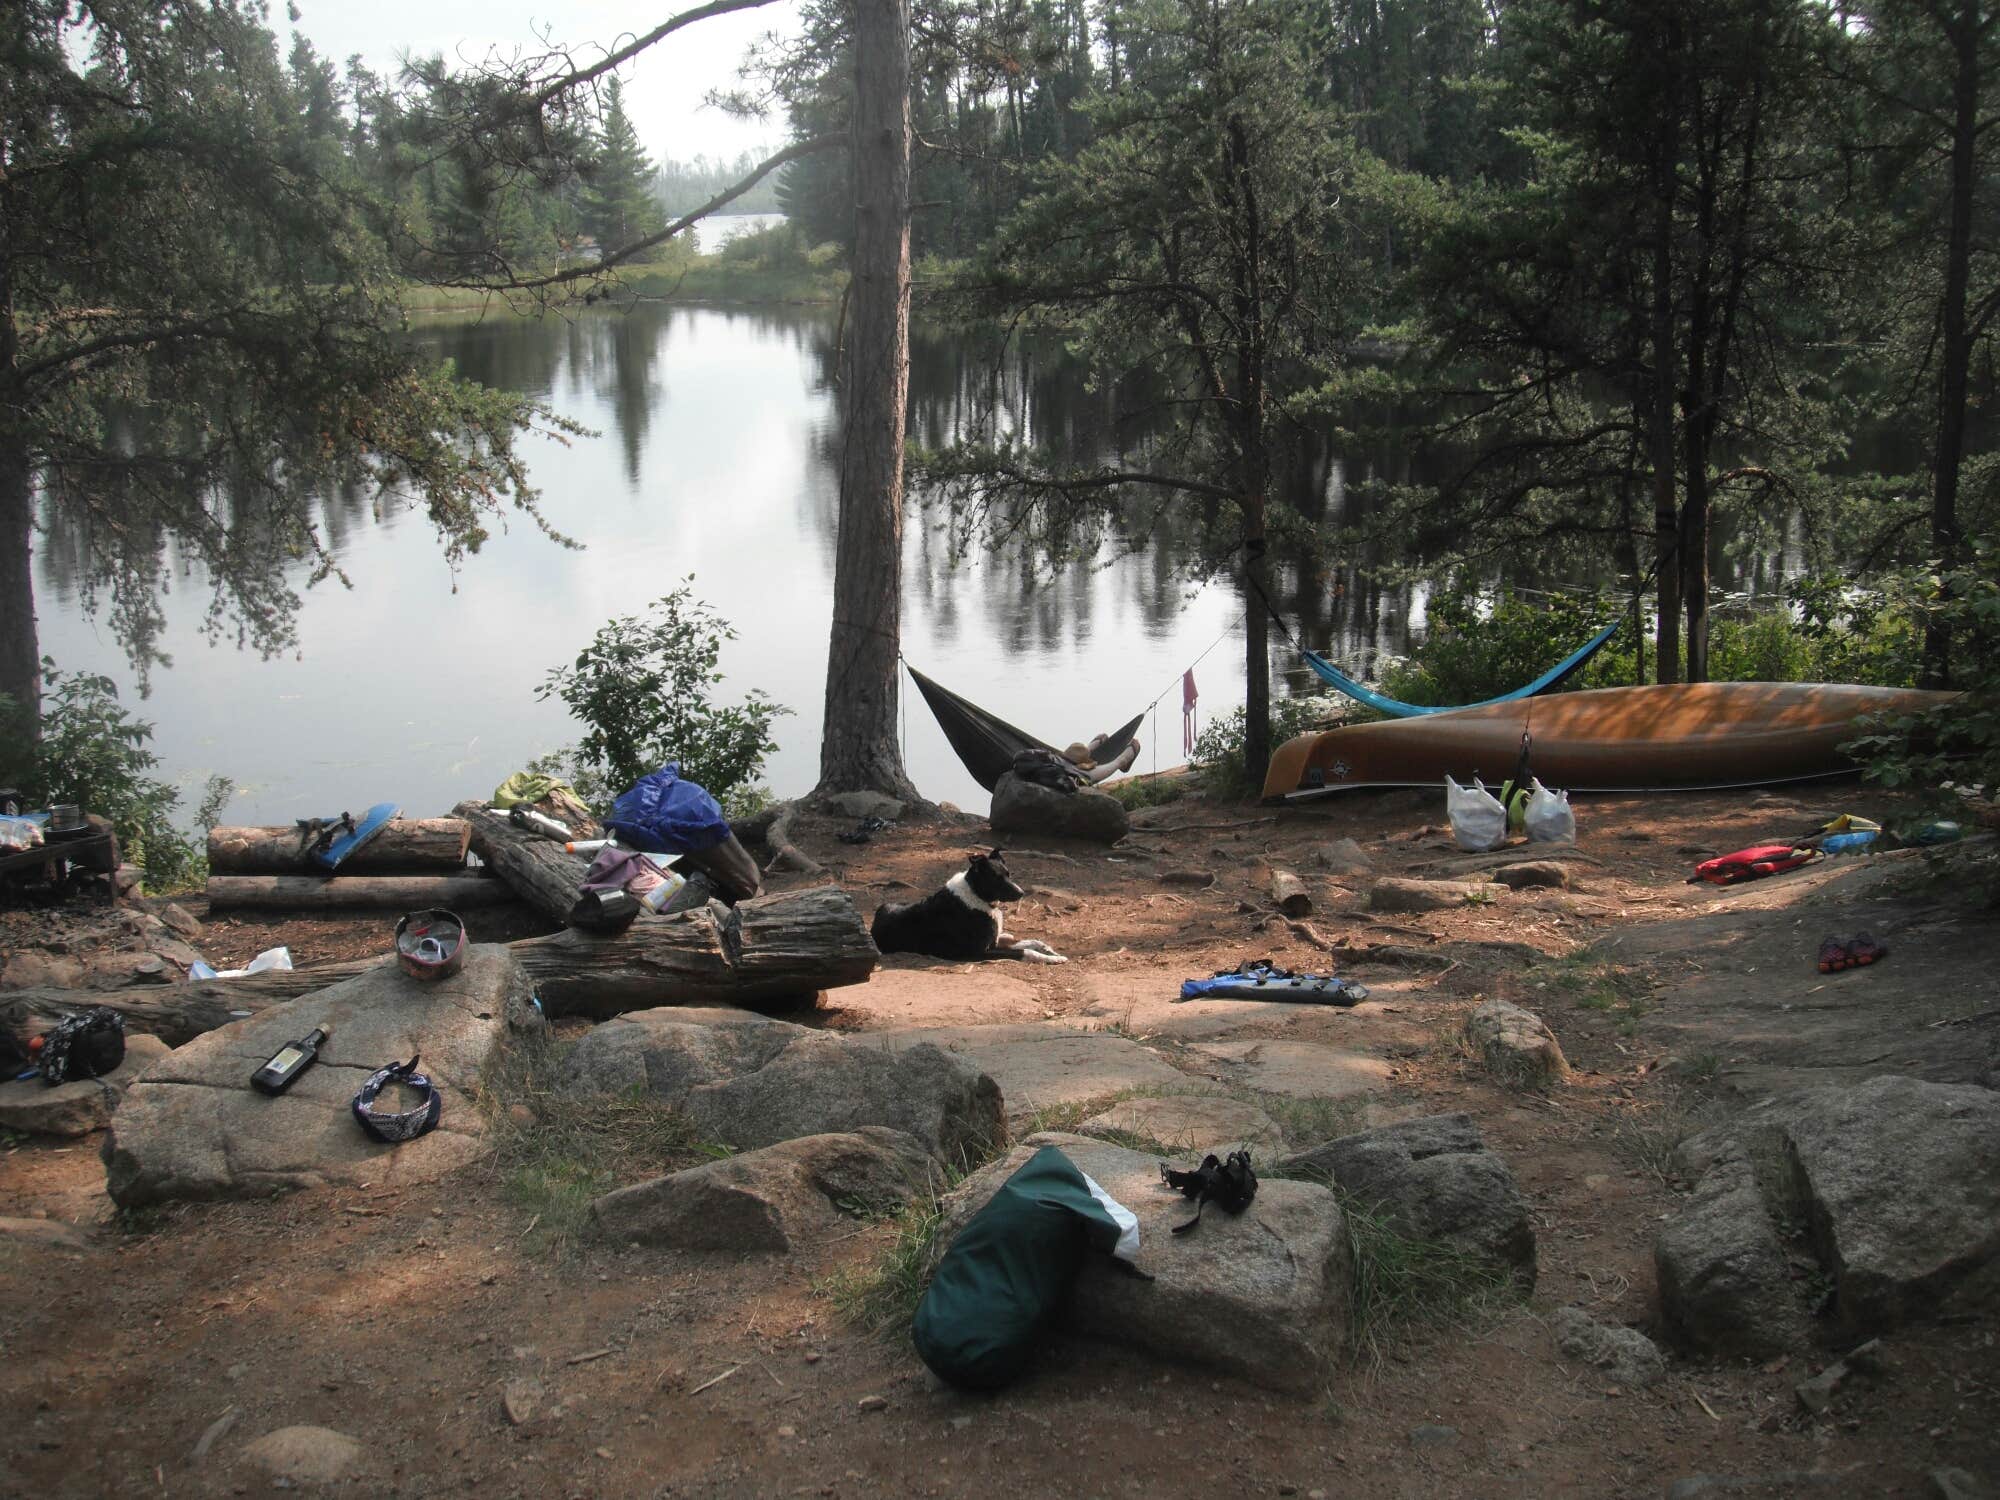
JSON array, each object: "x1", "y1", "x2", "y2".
[
  {"x1": 37, "y1": 305, "x2": 1365, "y2": 822},
  {"x1": 39, "y1": 299, "x2": 1800, "y2": 825}
]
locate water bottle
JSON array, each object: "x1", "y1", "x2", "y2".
[{"x1": 1821, "y1": 829, "x2": 1878, "y2": 856}]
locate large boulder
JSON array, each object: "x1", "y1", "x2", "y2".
[
  {"x1": 1780, "y1": 1075, "x2": 2000, "y2": 1334},
  {"x1": 1657, "y1": 1077, "x2": 2000, "y2": 1354},
  {"x1": 1465, "y1": 999, "x2": 1570, "y2": 1087},
  {"x1": 103, "y1": 947, "x2": 543, "y2": 1208},
  {"x1": 0, "y1": 1034, "x2": 171, "y2": 1138},
  {"x1": 556, "y1": 1008, "x2": 1003, "y2": 1162},
  {"x1": 1277, "y1": 1113, "x2": 1536, "y2": 1287},
  {"x1": 593, "y1": 1128, "x2": 941, "y2": 1252},
  {"x1": 989, "y1": 773, "x2": 1129, "y2": 844},
  {"x1": 931, "y1": 1132, "x2": 1350, "y2": 1393},
  {"x1": 1655, "y1": 1132, "x2": 1817, "y2": 1359}
]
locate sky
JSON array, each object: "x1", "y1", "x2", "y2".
[{"x1": 287, "y1": 0, "x2": 797, "y2": 166}]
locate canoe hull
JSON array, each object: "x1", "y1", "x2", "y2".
[{"x1": 1263, "y1": 683, "x2": 1955, "y2": 800}]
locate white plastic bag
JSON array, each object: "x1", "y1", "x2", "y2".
[
  {"x1": 189, "y1": 946, "x2": 294, "y2": 982},
  {"x1": 1523, "y1": 778, "x2": 1575, "y2": 844},
  {"x1": 1446, "y1": 775, "x2": 1509, "y2": 852}
]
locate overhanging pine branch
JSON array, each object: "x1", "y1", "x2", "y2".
[{"x1": 432, "y1": 135, "x2": 842, "y2": 290}]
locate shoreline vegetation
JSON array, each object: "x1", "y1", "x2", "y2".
[{"x1": 396, "y1": 223, "x2": 851, "y2": 315}]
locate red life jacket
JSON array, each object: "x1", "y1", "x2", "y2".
[{"x1": 1690, "y1": 844, "x2": 1820, "y2": 886}]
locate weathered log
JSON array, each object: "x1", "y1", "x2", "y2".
[
  {"x1": 207, "y1": 818, "x2": 471, "y2": 875},
  {"x1": 1268, "y1": 868, "x2": 1312, "y2": 917},
  {"x1": 516, "y1": 884, "x2": 878, "y2": 1018},
  {"x1": 3, "y1": 889, "x2": 878, "y2": 1040},
  {"x1": 453, "y1": 800, "x2": 589, "y2": 925},
  {"x1": 205, "y1": 874, "x2": 517, "y2": 911}
]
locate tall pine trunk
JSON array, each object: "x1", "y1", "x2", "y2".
[
  {"x1": 814, "y1": 0, "x2": 919, "y2": 800},
  {"x1": 0, "y1": 207, "x2": 37, "y2": 743},
  {"x1": 0, "y1": 446, "x2": 36, "y2": 741},
  {"x1": 1924, "y1": 0, "x2": 1980, "y2": 688},
  {"x1": 1649, "y1": 18, "x2": 1682, "y2": 686}
]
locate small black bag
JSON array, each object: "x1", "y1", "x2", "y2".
[
  {"x1": 1160, "y1": 1149, "x2": 1258, "y2": 1234},
  {"x1": 38, "y1": 1007, "x2": 127, "y2": 1086},
  {"x1": 1010, "y1": 749, "x2": 1086, "y2": 795}
]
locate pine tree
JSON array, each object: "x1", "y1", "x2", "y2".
[{"x1": 583, "y1": 78, "x2": 661, "y2": 252}]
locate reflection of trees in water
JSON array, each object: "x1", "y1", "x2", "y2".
[
  {"x1": 884, "y1": 325, "x2": 1439, "y2": 683},
  {"x1": 427, "y1": 310, "x2": 674, "y2": 487}
]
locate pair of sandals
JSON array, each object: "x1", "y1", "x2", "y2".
[{"x1": 1817, "y1": 932, "x2": 1887, "y2": 974}]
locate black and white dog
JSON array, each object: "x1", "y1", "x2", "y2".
[{"x1": 870, "y1": 848, "x2": 1067, "y2": 964}]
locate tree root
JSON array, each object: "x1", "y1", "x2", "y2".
[{"x1": 761, "y1": 801, "x2": 826, "y2": 880}]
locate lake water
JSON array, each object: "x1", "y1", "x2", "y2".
[
  {"x1": 688, "y1": 212, "x2": 787, "y2": 254},
  {"x1": 34, "y1": 296, "x2": 1809, "y2": 829},
  {"x1": 36, "y1": 304, "x2": 1303, "y2": 825}
]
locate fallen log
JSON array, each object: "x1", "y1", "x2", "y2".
[
  {"x1": 207, "y1": 818, "x2": 471, "y2": 875},
  {"x1": 453, "y1": 800, "x2": 589, "y2": 925},
  {"x1": 1268, "y1": 868, "x2": 1312, "y2": 917},
  {"x1": 205, "y1": 874, "x2": 517, "y2": 911},
  {"x1": 0, "y1": 966, "x2": 381, "y2": 1046},
  {"x1": 516, "y1": 884, "x2": 879, "y2": 1018},
  {"x1": 2, "y1": 889, "x2": 880, "y2": 1040}
]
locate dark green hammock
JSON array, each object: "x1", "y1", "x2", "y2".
[{"x1": 906, "y1": 664, "x2": 1145, "y2": 792}]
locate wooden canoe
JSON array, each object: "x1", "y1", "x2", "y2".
[{"x1": 1263, "y1": 682, "x2": 1956, "y2": 801}]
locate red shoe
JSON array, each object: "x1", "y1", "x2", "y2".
[
  {"x1": 1845, "y1": 932, "x2": 1886, "y2": 968},
  {"x1": 1817, "y1": 935, "x2": 1848, "y2": 974}
]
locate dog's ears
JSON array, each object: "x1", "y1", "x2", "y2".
[{"x1": 969, "y1": 846, "x2": 1004, "y2": 864}]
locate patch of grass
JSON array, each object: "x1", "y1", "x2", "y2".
[
  {"x1": 112, "y1": 1202, "x2": 172, "y2": 1237},
  {"x1": 1679, "y1": 1051, "x2": 1723, "y2": 1085},
  {"x1": 1254, "y1": 1092, "x2": 1367, "y2": 1150},
  {"x1": 1539, "y1": 952, "x2": 1650, "y2": 1027},
  {"x1": 1265, "y1": 1162, "x2": 1520, "y2": 1367},
  {"x1": 475, "y1": 1033, "x2": 731, "y2": 1257},
  {"x1": 1341, "y1": 1196, "x2": 1519, "y2": 1367},
  {"x1": 1609, "y1": 1086, "x2": 1725, "y2": 1185},
  {"x1": 1014, "y1": 1097, "x2": 1104, "y2": 1138},
  {"x1": 820, "y1": 1188, "x2": 950, "y2": 1337},
  {"x1": 1104, "y1": 773, "x2": 1193, "y2": 811}
]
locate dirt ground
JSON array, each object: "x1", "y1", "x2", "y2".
[{"x1": 3, "y1": 782, "x2": 1998, "y2": 1499}]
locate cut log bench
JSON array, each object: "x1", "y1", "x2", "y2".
[
  {"x1": 1, "y1": 887, "x2": 880, "y2": 1043},
  {"x1": 206, "y1": 874, "x2": 517, "y2": 911},
  {"x1": 207, "y1": 818, "x2": 472, "y2": 874}
]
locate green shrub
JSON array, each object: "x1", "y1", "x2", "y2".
[
  {"x1": 2, "y1": 662, "x2": 229, "y2": 892},
  {"x1": 537, "y1": 581, "x2": 790, "y2": 810},
  {"x1": 1849, "y1": 548, "x2": 2000, "y2": 809},
  {"x1": 1377, "y1": 588, "x2": 1635, "y2": 707},
  {"x1": 1191, "y1": 695, "x2": 1334, "y2": 799},
  {"x1": 1374, "y1": 579, "x2": 1922, "y2": 709}
]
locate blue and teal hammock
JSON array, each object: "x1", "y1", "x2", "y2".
[{"x1": 1302, "y1": 618, "x2": 1623, "y2": 718}]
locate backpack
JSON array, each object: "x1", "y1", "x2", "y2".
[
  {"x1": 1009, "y1": 749, "x2": 1086, "y2": 794},
  {"x1": 913, "y1": 1146, "x2": 1139, "y2": 1390},
  {"x1": 37, "y1": 1007, "x2": 127, "y2": 1086},
  {"x1": 1688, "y1": 844, "x2": 1820, "y2": 886}
]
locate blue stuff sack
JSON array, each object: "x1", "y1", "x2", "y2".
[{"x1": 604, "y1": 765, "x2": 731, "y2": 855}]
